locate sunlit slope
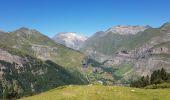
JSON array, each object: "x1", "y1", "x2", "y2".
[{"x1": 21, "y1": 85, "x2": 170, "y2": 100}]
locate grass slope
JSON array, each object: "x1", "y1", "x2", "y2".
[{"x1": 21, "y1": 85, "x2": 170, "y2": 100}]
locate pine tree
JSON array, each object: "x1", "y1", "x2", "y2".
[
  {"x1": 131, "y1": 68, "x2": 170, "y2": 88},
  {"x1": 145, "y1": 75, "x2": 150, "y2": 85},
  {"x1": 161, "y1": 68, "x2": 168, "y2": 81}
]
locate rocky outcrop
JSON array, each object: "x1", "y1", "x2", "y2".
[
  {"x1": 104, "y1": 42, "x2": 170, "y2": 76},
  {"x1": 31, "y1": 45, "x2": 54, "y2": 60},
  {"x1": 0, "y1": 49, "x2": 27, "y2": 66}
]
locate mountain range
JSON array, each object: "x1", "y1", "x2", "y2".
[
  {"x1": 0, "y1": 22, "x2": 170, "y2": 99},
  {"x1": 0, "y1": 28, "x2": 90, "y2": 98},
  {"x1": 81, "y1": 22, "x2": 170, "y2": 83}
]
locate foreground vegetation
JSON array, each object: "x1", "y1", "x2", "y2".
[
  {"x1": 130, "y1": 68, "x2": 170, "y2": 88},
  {"x1": 145, "y1": 83, "x2": 170, "y2": 89},
  {"x1": 21, "y1": 85, "x2": 170, "y2": 100}
]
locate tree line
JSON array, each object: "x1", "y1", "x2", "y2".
[{"x1": 130, "y1": 68, "x2": 170, "y2": 88}]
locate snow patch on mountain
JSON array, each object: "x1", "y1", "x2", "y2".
[{"x1": 52, "y1": 32, "x2": 87, "y2": 50}]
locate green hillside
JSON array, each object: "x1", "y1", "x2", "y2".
[
  {"x1": 21, "y1": 85, "x2": 170, "y2": 100},
  {"x1": 81, "y1": 28, "x2": 162, "y2": 56},
  {"x1": 81, "y1": 23, "x2": 170, "y2": 83},
  {"x1": 0, "y1": 28, "x2": 85, "y2": 70},
  {"x1": 0, "y1": 44, "x2": 87, "y2": 99},
  {"x1": 0, "y1": 28, "x2": 115, "y2": 99},
  {"x1": 0, "y1": 28, "x2": 126, "y2": 86},
  {"x1": 0, "y1": 28, "x2": 88, "y2": 83},
  {"x1": 1, "y1": 24, "x2": 170, "y2": 99}
]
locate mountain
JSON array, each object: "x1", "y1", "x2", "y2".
[
  {"x1": 0, "y1": 27, "x2": 119, "y2": 99},
  {"x1": 0, "y1": 28, "x2": 86, "y2": 70},
  {"x1": 52, "y1": 32, "x2": 87, "y2": 50},
  {"x1": 1, "y1": 22, "x2": 170, "y2": 99},
  {"x1": 0, "y1": 27, "x2": 120, "y2": 89},
  {"x1": 0, "y1": 28, "x2": 91, "y2": 98},
  {"x1": 0, "y1": 44, "x2": 86, "y2": 98},
  {"x1": 81, "y1": 23, "x2": 170, "y2": 83},
  {"x1": 106, "y1": 25, "x2": 150, "y2": 35},
  {"x1": 81, "y1": 25, "x2": 150, "y2": 62},
  {"x1": 161, "y1": 22, "x2": 170, "y2": 30}
]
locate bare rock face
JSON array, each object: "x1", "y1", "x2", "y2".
[
  {"x1": 0, "y1": 48, "x2": 46, "y2": 77},
  {"x1": 106, "y1": 25, "x2": 149, "y2": 35},
  {"x1": 52, "y1": 32, "x2": 87, "y2": 50},
  {"x1": 104, "y1": 41, "x2": 170, "y2": 76},
  {"x1": 31, "y1": 45, "x2": 54, "y2": 60},
  {"x1": 0, "y1": 49, "x2": 27, "y2": 66}
]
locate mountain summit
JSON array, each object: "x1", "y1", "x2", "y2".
[
  {"x1": 161, "y1": 22, "x2": 170, "y2": 30},
  {"x1": 52, "y1": 32, "x2": 87, "y2": 50},
  {"x1": 106, "y1": 25, "x2": 150, "y2": 35}
]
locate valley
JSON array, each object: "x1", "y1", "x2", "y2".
[
  {"x1": 0, "y1": 22, "x2": 170, "y2": 99},
  {"x1": 1, "y1": 0, "x2": 170, "y2": 99}
]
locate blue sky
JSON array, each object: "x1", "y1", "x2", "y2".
[{"x1": 0, "y1": 0, "x2": 170, "y2": 37}]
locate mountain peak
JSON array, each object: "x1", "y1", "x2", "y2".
[
  {"x1": 16, "y1": 27, "x2": 30, "y2": 32},
  {"x1": 161, "y1": 22, "x2": 170, "y2": 30},
  {"x1": 10, "y1": 27, "x2": 45, "y2": 39},
  {"x1": 14, "y1": 27, "x2": 31, "y2": 34},
  {"x1": 164, "y1": 21, "x2": 170, "y2": 25},
  {"x1": 106, "y1": 25, "x2": 149, "y2": 35},
  {"x1": 52, "y1": 32, "x2": 87, "y2": 50},
  {"x1": 91, "y1": 31, "x2": 105, "y2": 38}
]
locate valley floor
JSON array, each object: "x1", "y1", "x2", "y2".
[{"x1": 20, "y1": 85, "x2": 170, "y2": 100}]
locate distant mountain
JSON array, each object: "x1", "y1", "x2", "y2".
[
  {"x1": 161, "y1": 22, "x2": 170, "y2": 30},
  {"x1": 106, "y1": 25, "x2": 150, "y2": 35},
  {"x1": 81, "y1": 25, "x2": 150, "y2": 62},
  {"x1": 81, "y1": 23, "x2": 170, "y2": 83},
  {"x1": 52, "y1": 32, "x2": 87, "y2": 50}
]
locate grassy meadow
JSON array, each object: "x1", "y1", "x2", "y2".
[{"x1": 20, "y1": 85, "x2": 170, "y2": 100}]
